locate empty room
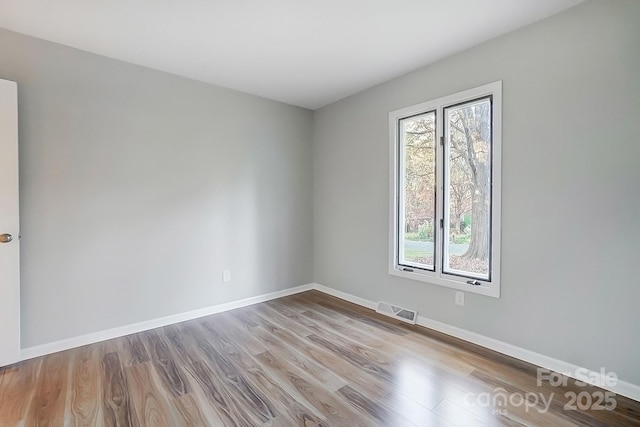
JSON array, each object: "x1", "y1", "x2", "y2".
[{"x1": 0, "y1": 0, "x2": 639, "y2": 425}]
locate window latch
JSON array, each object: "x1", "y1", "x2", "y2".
[{"x1": 466, "y1": 280, "x2": 482, "y2": 286}]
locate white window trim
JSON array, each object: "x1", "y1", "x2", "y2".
[{"x1": 389, "y1": 81, "x2": 502, "y2": 298}]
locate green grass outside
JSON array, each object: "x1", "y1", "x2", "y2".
[{"x1": 404, "y1": 247, "x2": 433, "y2": 259}]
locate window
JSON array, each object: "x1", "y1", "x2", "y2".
[{"x1": 389, "y1": 82, "x2": 501, "y2": 297}]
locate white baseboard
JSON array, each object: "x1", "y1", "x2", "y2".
[
  {"x1": 314, "y1": 283, "x2": 378, "y2": 311},
  {"x1": 20, "y1": 283, "x2": 314, "y2": 361},
  {"x1": 19, "y1": 281, "x2": 640, "y2": 402},
  {"x1": 311, "y1": 283, "x2": 640, "y2": 402}
]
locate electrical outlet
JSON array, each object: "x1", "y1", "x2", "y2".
[
  {"x1": 222, "y1": 270, "x2": 231, "y2": 282},
  {"x1": 455, "y1": 291, "x2": 465, "y2": 306}
]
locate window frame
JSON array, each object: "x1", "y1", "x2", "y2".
[{"x1": 389, "y1": 81, "x2": 502, "y2": 298}]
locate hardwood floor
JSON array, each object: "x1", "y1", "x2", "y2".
[{"x1": 1, "y1": 290, "x2": 638, "y2": 426}]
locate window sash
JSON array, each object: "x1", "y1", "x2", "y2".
[
  {"x1": 397, "y1": 111, "x2": 437, "y2": 272},
  {"x1": 442, "y1": 96, "x2": 493, "y2": 282}
]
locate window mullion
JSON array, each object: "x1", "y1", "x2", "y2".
[{"x1": 434, "y1": 107, "x2": 444, "y2": 276}]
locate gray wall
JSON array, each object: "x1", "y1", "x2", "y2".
[
  {"x1": 0, "y1": 29, "x2": 314, "y2": 348},
  {"x1": 313, "y1": 0, "x2": 640, "y2": 385}
]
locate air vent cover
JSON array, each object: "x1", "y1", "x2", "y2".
[{"x1": 376, "y1": 301, "x2": 417, "y2": 324}]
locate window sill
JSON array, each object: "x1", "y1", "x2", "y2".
[{"x1": 389, "y1": 266, "x2": 500, "y2": 298}]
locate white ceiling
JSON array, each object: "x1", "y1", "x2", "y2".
[{"x1": 0, "y1": 0, "x2": 583, "y2": 109}]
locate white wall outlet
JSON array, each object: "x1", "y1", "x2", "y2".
[
  {"x1": 222, "y1": 270, "x2": 231, "y2": 282},
  {"x1": 455, "y1": 291, "x2": 465, "y2": 306}
]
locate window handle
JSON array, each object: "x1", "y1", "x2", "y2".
[{"x1": 467, "y1": 280, "x2": 481, "y2": 286}]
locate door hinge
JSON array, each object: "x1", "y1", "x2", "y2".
[
  {"x1": 440, "y1": 136, "x2": 444, "y2": 146},
  {"x1": 439, "y1": 219, "x2": 444, "y2": 229}
]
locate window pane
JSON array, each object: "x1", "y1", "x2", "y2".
[
  {"x1": 444, "y1": 98, "x2": 491, "y2": 280},
  {"x1": 399, "y1": 112, "x2": 436, "y2": 270}
]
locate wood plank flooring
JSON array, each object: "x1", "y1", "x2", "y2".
[{"x1": 1, "y1": 290, "x2": 639, "y2": 426}]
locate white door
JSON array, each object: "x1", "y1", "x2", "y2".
[{"x1": 0, "y1": 79, "x2": 20, "y2": 367}]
